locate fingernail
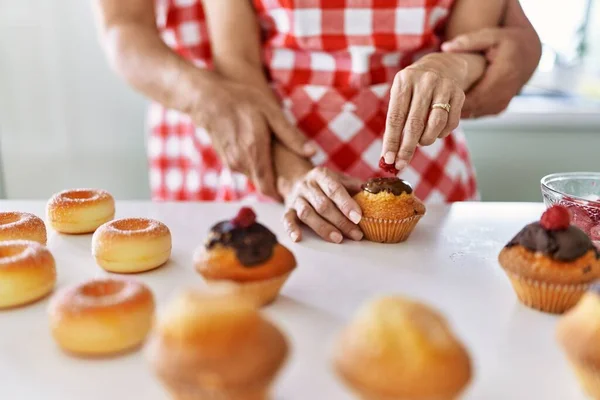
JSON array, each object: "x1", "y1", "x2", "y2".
[
  {"x1": 329, "y1": 232, "x2": 343, "y2": 243},
  {"x1": 290, "y1": 231, "x2": 300, "y2": 242},
  {"x1": 350, "y1": 229, "x2": 363, "y2": 241},
  {"x1": 303, "y1": 142, "x2": 317, "y2": 155},
  {"x1": 384, "y1": 151, "x2": 395, "y2": 164},
  {"x1": 349, "y1": 210, "x2": 362, "y2": 224},
  {"x1": 395, "y1": 160, "x2": 407, "y2": 171}
]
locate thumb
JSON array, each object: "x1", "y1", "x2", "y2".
[
  {"x1": 441, "y1": 28, "x2": 500, "y2": 52},
  {"x1": 338, "y1": 173, "x2": 363, "y2": 194},
  {"x1": 263, "y1": 104, "x2": 317, "y2": 158}
]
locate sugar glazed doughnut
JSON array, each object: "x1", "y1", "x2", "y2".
[
  {"x1": 46, "y1": 189, "x2": 115, "y2": 234},
  {"x1": 92, "y1": 218, "x2": 171, "y2": 273},
  {"x1": 49, "y1": 278, "x2": 155, "y2": 356},
  {"x1": 0, "y1": 240, "x2": 56, "y2": 308},
  {"x1": 0, "y1": 212, "x2": 47, "y2": 244}
]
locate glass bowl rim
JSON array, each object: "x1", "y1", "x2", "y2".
[{"x1": 541, "y1": 172, "x2": 600, "y2": 207}]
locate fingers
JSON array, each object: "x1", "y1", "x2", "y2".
[
  {"x1": 293, "y1": 197, "x2": 344, "y2": 243},
  {"x1": 283, "y1": 209, "x2": 302, "y2": 242},
  {"x1": 421, "y1": 86, "x2": 451, "y2": 146},
  {"x1": 302, "y1": 182, "x2": 363, "y2": 241},
  {"x1": 313, "y1": 169, "x2": 363, "y2": 224},
  {"x1": 395, "y1": 86, "x2": 432, "y2": 171},
  {"x1": 441, "y1": 28, "x2": 501, "y2": 52},
  {"x1": 440, "y1": 89, "x2": 465, "y2": 138},
  {"x1": 245, "y1": 123, "x2": 280, "y2": 200},
  {"x1": 382, "y1": 73, "x2": 412, "y2": 165},
  {"x1": 263, "y1": 101, "x2": 317, "y2": 158}
]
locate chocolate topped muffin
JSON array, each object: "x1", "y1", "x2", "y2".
[
  {"x1": 353, "y1": 177, "x2": 425, "y2": 243},
  {"x1": 499, "y1": 205, "x2": 600, "y2": 314},
  {"x1": 361, "y1": 177, "x2": 413, "y2": 196},
  {"x1": 194, "y1": 207, "x2": 296, "y2": 306}
]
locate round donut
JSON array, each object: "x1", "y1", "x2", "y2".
[
  {"x1": 0, "y1": 212, "x2": 47, "y2": 244},
  {"x1": 46, "y1": 189, "x2": 115, "y2": 234},
  {"x1": 49, "y1": 278, "x2": 155, "y2": 356},
  {"x1": 0, "y1": 240, "x2": 56, "y2": 308},
  {"x1": 92, "y1": 218, "x2": 171, "y2": 273}
]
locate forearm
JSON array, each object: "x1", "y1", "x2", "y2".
[{"x1": 94, "y1": 0, "x2": 218, "y2": 114}]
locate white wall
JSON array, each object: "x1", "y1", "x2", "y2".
[
  {"x1": 0, "y1": 1, "x2": 598, "y2": 202},
  {"x1": 0, "y1": 0, "x2": 150, "y2": 200}
]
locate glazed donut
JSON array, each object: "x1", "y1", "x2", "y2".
[
  {"x1": 46, "y1": 188, "x2": 115, "y2": 234},
  {"x1": 0, "y1": 212, "x2": 47, "y2": 244},
  {"x1": 49, "y1": 278, "x2": 155, "y2": 356},
  {"x1": 92, "y1": 218, "x2": 171, "y2": 273},
  {"x1": 0, "y1": 240, "x2": 56, "y2": 308}
]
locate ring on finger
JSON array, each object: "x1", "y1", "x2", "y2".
[{"x1": 431, "y1": 103, "x2": 451, "y2": 113}]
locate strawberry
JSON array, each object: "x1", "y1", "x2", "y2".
[
  {"x1": 540, "y1": 205, "x2": 571, "y2": 231},
  {"x1": 379, "y1": 157, "x2": 399, "y2": 175},
  {"x1": 231, "y1": 207, "x2": 256, "y2": 228}
]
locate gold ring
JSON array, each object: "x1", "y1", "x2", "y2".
[{"x1": 432, "y1": 103, "x2": 451, "y2": 113}]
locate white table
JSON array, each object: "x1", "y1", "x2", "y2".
[{"x1": 0, "y1": 201, "x2": 586, "y2": 400}]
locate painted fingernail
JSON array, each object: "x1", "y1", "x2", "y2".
[
  {"x1": 349, "y1": 210, "x2": 362, "y2": 224},
  {"x1": 350, "y1": 229, "x2": 363, "y2": 241},
  {"x1": 330, "y1": 232, "x2": 343, "y2": 243},
  {"x1": 290, "y1": 231, "x2": 300, "y2": 242},
  {"x1": 384, "y1": 151, "x2": 395, "y2": 164},
  {"x1": 303, "y1": 142, "x2": 317, "y2": 155},
  {"x1": 395, "y1": 160, "x2": 407, "y2": 171}
]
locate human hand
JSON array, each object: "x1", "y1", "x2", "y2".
[
  {"x1": 442, "y1": 27, "x2": 541, "y2": 118},
  {"x1": 381, "y1": 55, "x2": 466, "y2": 171},
  {"x1": 281, "y1": 167, "x2": 364, "y2": 243},
  {"x1": 190, "y1": 79, "x2": 316, "y2": 199}
]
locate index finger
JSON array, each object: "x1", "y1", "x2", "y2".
[
  {"x1": 314, "y1": 169, "x2": 362, "y2": 224},
  {"x1": 248, "y1": 137, "x2": 280, "y2": 200},
  {"x1": 382, "y1": 75, "x2": 412, "y2": 166},
  {"x1": 263, "y1": 102, "x2": 317, "y2": 158}
]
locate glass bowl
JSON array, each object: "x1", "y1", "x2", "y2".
[{"x1": 541, "y1": 172, "x2": 600, "y2": 247}]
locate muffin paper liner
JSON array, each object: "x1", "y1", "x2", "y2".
[
  {"x1": 204, "y1": 271, "x2": 292, "y2": 307},
  {"x1": 505, "y1": 272, "x2": 589, "y2": 314},
  {"x1": 359, "y1": 215, "x2": 422, "y2": 243},
  {"x1": 570, "y1": 361, "x2": 600, "y2": 399}
]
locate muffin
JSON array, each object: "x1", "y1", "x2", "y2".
[
  {"x1": 146, "y1": 289, "x2": 288, "y2": 400},
  {"x1": 194, "y1": 207, "x2": 296, "y2": 307},
  {"x1": 557, "y1": 285, "x2": 600, "y2": 399},
  {"x1": 333, "y1": 296, "x2": 472, "y2": 400},
  {"x1": 498, "y1": 205, "x2": 600, "y2": 314},
  {"x1": 353, "y1": 177, "x2": 425, "y2": 243}
]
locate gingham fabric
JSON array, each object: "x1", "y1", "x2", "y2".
[{"x1": 148, "y1": 0, "x2": 478, "y2": 202}]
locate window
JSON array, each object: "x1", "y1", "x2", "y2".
[{"x1": 521, "y1": 0, "x2": 593, "y2": 67}]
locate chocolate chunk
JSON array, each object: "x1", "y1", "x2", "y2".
[
  {"x1": 505, "y1": 222, "x2": 599, "y2": 262},
  {"x1": 362, "y1": 177, "x2": 413, "y2": 196},
  {"x1": 206, "y1": 221, "x2": 278, "y2": 267}
]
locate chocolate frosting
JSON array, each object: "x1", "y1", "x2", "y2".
[
  {"x1": 362, "y1": 177, "x2": 413, "y2": 195},
  {"x1": 506, "y1": 222, "x2": 600, "y2": 262},
  {"x1": 205, "y1": 221, "x2": 278, "y2": 267}
]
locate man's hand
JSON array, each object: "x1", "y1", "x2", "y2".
[
  {"x1": 191, "y1": 79, "x2": 316, "y2": 200},
  {"x1": 441, "y1": 0, "x2": 542, "y2": 118},
  {"x1": 442, "y1": 27, "x2": 541, "y2": 118}
]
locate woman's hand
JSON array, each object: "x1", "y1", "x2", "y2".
[
  {"x1": 382, "y1": 54, "x2": 468, "y2": 172},
  {"x1": 189, "y1": 78, "x2": 316, "y2": 200},
  {"x1": 281, "y1": 167, "x2": 364, "y2": 243}
]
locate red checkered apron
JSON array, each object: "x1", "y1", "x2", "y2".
[{"x1": 149, "y1": 0, "x2": 478, "y2": 203}]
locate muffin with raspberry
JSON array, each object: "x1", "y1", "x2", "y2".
[
  {"x1": 498, "y1": 205, "x2": 600, "y2": 314},
  {"x1": 353, "y1": 177, "x2": 425, "y2": 243},
  {"x1": 194, "y1": 207, "x2": 296, "y2": 307}
]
